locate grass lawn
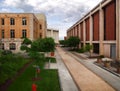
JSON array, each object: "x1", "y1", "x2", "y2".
[{"x1": 7, "y1": 60, "x2": 60, "y2": 91}]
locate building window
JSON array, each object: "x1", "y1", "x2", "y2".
[
  {"x1": 10, "y1": 29, "x2": 15, "y2": 38},
  {"x1": 40, "y1": 24, "x2": 42, "y2": 29},
  {"x1": 1, "y1": 18, "x2": 4, "y2": 25},
  {"x1": 22, "y1": 29, "x2": 27, "y2": 38},
  {"x1": 9, "y1": 43, "x2": 16, "y2": 50},
  {"x1": 22, "y1": 17, "x2": 27, "y2": 25},
  {"x1": 0, "y1": 43, "x2": 4, "y2": 50},
  {"x1": 1, "y1": 30, "x2": 4, "y2": 38},
  {"x1": 40, "y1": 33, "x2": 42, "y2": 38},
  {"x1": 10, "y1": 18, "x2": 15, "y2": 25}
]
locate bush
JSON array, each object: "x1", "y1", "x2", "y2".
[
  {"x1": 78, "y1": 47, "x2": 86, "y2": 53},
  {"x1": 0, "y1": 54, "x2": 29, "y2": 84},
  {"x1": 2, "y1": 50, "x2": 12, "y2": 55}
]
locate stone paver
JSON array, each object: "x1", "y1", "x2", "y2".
[
  {"x1": 56, "y1": 47, "x2": 115, "y2": 91},
  {"x1": 55, "y1": 50, "x2": 79, "y2": 91},
  {"x1": 68, "y1": 52, "x2": 120, "y2": 91}
]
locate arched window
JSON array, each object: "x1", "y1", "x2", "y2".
[{"x1": 9, "y1": 43, "x2": 16, "y2": 50}]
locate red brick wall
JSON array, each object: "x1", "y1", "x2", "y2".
[
  {"x1": 104, "y1": 0, "x2": 116, "y2": 40},
  {"x1": 77, "y1": 25, "x2": 79, "y2": 37},
  {"x1": 85, "y1": 18, "x2": 90, "y2": 41},
  {"x1": 80, "y1": 23, "x2": 83, "y2": 41},
  {"x1": 93, "y1": 11, "x2": 99, "y2": 41}
]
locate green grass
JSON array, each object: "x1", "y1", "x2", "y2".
[
  {"x1": 0, "y1": 54, "x2": 30, "y2": 84},
  {"x1": 7, "y1": 60, "x2": 60, "y2": 91}
]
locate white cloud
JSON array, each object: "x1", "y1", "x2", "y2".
[{"x1": 0, "y1": 0, "x2": 102, "y2": 39}]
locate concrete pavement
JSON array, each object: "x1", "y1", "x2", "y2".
[
  {"x1": 56, "y1": 47, "x2": 116, "y2": 91},
  {"x1": 69, "y1": 52, "x2": 120, "y2": 91},
  {"x1": 55, "y1": 49, "x2": 79, "y2": 91}
]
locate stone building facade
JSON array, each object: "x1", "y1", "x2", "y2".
[
  {"x1": 0, "y1": 13, "x2": 47, "y2": 53},
  {"x1": 47, "y1": 28, "x2": 59, "y2": 44},
  {"x1": 67, "y1": 0, "x2": 120, "y2": 60}
]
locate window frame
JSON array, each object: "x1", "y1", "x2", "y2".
[
  {"x1": 1, "y1": 18, "x2": 4, "y2": 25},
  {"x1": 10, "y1": 29, "x2": 15, "y2": 38},
  {"x1": 22, "y1": 29, "x2": 27, "y2": 38},
  {"x1": 22, "y1": 17, "x2": 27, "y2": 25},
  {"x1": 10, "y1": 18, "x2": 15, "y2": 25},
  {"x1": 1, "y1": 29, "x2": 4, "y2": 38},
  {"x1": 9, "y1": 43, "x2": 16, "y2": 50}
]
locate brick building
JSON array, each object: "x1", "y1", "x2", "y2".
[
  {"x1": 0, "y1": 13, "x2": 47, "y2": 52},
  {"x1": 67, "y1": 0, "x2": 120, "y2": 60}
]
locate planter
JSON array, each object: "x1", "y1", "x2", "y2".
[
  {"x1": 104, "y1": 61, "x2": 111, "y2": 68},
  {"x1": 97, "y1": 58, "x2": 102, "y2": 63},
  {"x1": 50, "y1": 52, "x2": 54, "y2": 56},
  {"x1": 117, "y1": 67, "x2": 120, "y2": 74}
]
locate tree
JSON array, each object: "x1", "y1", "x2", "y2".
[
  {"x1": 20, "y1": 38, "x2": 32, "y2": 52},
  {"x1": 67, "y1": 36, "x2": 80, "y2": 50},
  {"x1": 85, "y1": 44, "x2": 93, "y2": 57},
  {"x1": 30, "y1": 37, "x2": 55, "y2": 52},
  {"x1": 59, "y1": 40, "x2": 68, "y2": 47},
  {"x1": 40, "y1": 37, "x2": 55, "y2": 52}
]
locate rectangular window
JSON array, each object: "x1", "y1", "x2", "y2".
[
  {"x1": 40, "y1": 24, "x2": 42, "y2": 29},
  {"x1": 1, "y1": 18, "x2": 4, "y2": 25},
  {"x1": 9, "y1": 43, "x2": 16, "y2": 50},
  {"x1": 1, "y1": 30, "x2": 4, "y2": 38},
  {"x1": 0, "y1": 43, "x2": 4, "y2": 50},
  {"x1": 22, "y1": 17, "x2": 27, "y2": 25},
  {"x1": 10, "y1": 29, "x2": 15, "y2": 38},
  {"x1": 22, "y1": 29, "x2": 27, "y2": 38},
  {"x1": 10, "y1": 18, "x2": 15, "y2": 25}
]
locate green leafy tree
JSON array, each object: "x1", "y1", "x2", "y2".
[
  {"x1": 67, "y1": 36, "x2": 80, "y2": 50},
  {"x1": 31, "y1": 37, "x2": 55, "y2": 52},
  {"x1": 20, "y1": 38, "x2": 32, "y2": 52},
  {"x1": 59, "y1": 40, "x2": 68, "y2": 47},
  {"x1": 40, "y1": 37, "x2": 55, "y2": 52},
  {"x1": 85, "y1": 44, "x2": 93, "y2": 57},
  {"x1": 22, "y1": 38, "x2": 32, "y2": 45}
]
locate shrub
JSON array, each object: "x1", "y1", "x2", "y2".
[
  {"x1": 2, "y1": 50, "x2": 12, "y2": 55},
  {"x1": 78, "y1": 47, "x2": 86, "y2": 53},
  {"x1": 0, "y1": 54, "x2": 29, "y2": 84}
]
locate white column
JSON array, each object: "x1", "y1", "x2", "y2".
[
  {"x1": 116, "y1": 0, "x2": 120, "y2": 60},
  {"x1": 83, "y1": 20, "x2": 86, "y2": 46},
  {"x1": 79, "y1": 24, "x2": 81, "y2": 48},
  {"x1": 99, "y1": 5, "x2": 104, "y2": 55},
  {"x1": 90, "y1": 14, "x2": 93, "y2": 45}
]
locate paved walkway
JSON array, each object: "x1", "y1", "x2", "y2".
[
  {"x1": 56, "y1": 47, "x2": 115, "y2": 91},
  {"x1": 55, "y1": 50, "x2": 79, "y2": 91},
  {"x1": 70, "y1": 52, "x2": 120, "y2": 91}
]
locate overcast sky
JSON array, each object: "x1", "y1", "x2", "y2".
[{"x1": 0, "y1": 0, "x2": 102, "y2": 40}]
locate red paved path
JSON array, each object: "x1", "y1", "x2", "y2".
[{"x1": 57, "y1": 47, "x2": 115, "y2": 91}]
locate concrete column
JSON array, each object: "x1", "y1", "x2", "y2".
[
  {"x1": 99, "y1": 5, "x2": 104, "y2": 55},
  {"x1": 90, "y1": 14, "x2": 93, "y2": 45},
  {"x1": 116, "y1": 0, "x2": 120, "y2": 60},
  {"x1": 79, "y1": 23, "x2": 81, "y2": 48},
  {"x1": 51, "y1": 29, "x2": 53, "y2": 38},
  {"x1": 72, "y1": 28, "x2": 74, "y2": 36},
  {"x1": 83, "y1": 20, "x2": 86, "y2": 46}
]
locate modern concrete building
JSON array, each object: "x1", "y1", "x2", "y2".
[
  {"x1": 0, "y1": 13, "x2": 47, "y2": 53},
  {"x1": 47, "y1": 28, "x2": 59, "y2": 44},
  {"x1": 67, "y1": 0, "x2": 120, "y2": 60}
]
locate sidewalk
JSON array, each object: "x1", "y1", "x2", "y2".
[
  {"x1": 55, "y1": 49, "x2": 79, "y2": 91},
  {"x1": 56, "y1": 47, "x2": 115, "y2": 91},
  {"x1": 69, "y1": 52, "x2": 120, "y2": 91}
]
